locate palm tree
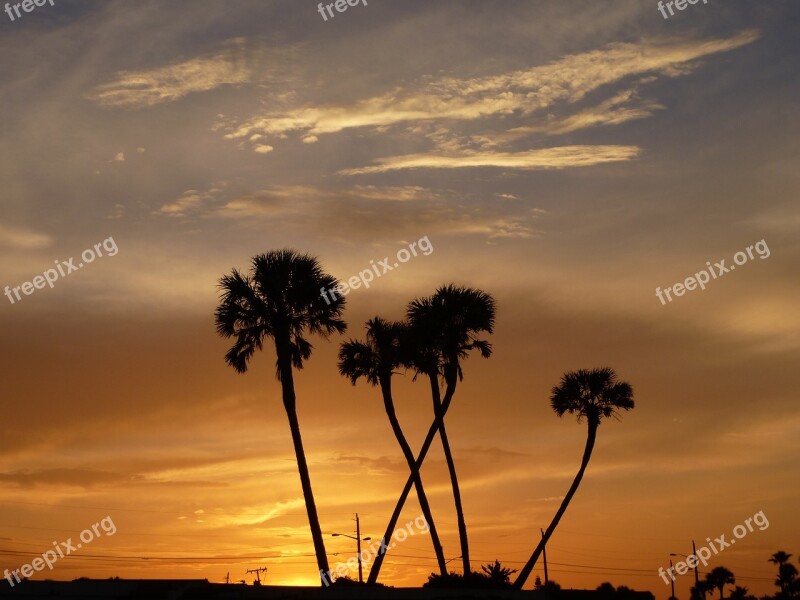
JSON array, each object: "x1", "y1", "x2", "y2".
[
  {"x1": 406, "y1": 285, "x2": 495, "y2": 575},
  {"x1": 705, "y1": 567, "x2": 735, "y2": 600},
  {"x1": 776, "y1": 564, "x2": 799, "y2": 598},
  {"x1": 481, "y1": 560, "x2": 518, "y2": 588},
  {"x1": 729, "y1": 585, "x2": 755, "y2": 600},
  {"x1": 215, "y1": 250, "x2": 346, "y2": 584},
  {"x1": 771, "y1": 552, "x2": 793, "y2": 568},
  {"x1": 367, "y1": 285, "x2": 495, "y2": 582},
  {"x1": 338, "y1": 317, "x2": 447, "y2": 576},
  {"x1": 770, "y1": 552, "x2": 795, "y2": 596},
  {"x1": 514, "y1": 367, "x2": 635, "y2": 589},
  {"x1": 694, "y1": 579, "x2": 716, "y2": 600}
]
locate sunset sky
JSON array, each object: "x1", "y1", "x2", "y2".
[{"x1": 1, "y1": 1, "x2": 798, "y2": 596}]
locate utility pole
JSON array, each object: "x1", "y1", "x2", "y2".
[
  {"x1": 331, "y1": 514, "x2": 372, "y2": 583},
  {"x1": 669, "y1": 559, "x2": 676, "y2": 599},
  {"x1": 356, "y1": 513, "x2": 363, "y2": 584},
  {"x1": 541, "y1": 528, "x2": 549, "y2": 585},
  {"x1": 224, "y1": 572, "x2": 230, "y2": 584},
  {"x1": 245, "y1": 567, "x2": 267, "y2": 585}
]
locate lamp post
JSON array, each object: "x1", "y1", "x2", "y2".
[
  {"x1": 332, "y1": 513, "x2": 372, "y2": 583},
  {"x1": 671, "y1": 542, "x2": 700, "y2": 599},
  {"x1": 668, "y1": 558, "x2": 676, "y2": 599}
]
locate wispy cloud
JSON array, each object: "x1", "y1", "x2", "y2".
[
  {"x1": 218, "y1": 31, "x2": 759, "y2": 153},
  {"x1": 505, "y1": 88, "x2": 666, "y2": 138},
  {"x1": 158, "y1": 184, "x2": 543, "y2": 242},
  {"x1": 340, "y1": 145, "x2": 641, "y2": 174},
  {"x1": 0, "y1": 224, "x2": 53, "y2": 249},
  {"x1": 88, "y1": 40, "x2": 256, "y2": 109}
]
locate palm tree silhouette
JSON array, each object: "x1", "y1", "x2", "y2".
[
  {"x1": 770, "y1": 552, "x2": 793, "y2": 566},
  {"x1": 367, "y1": 285, "x2": 495, "y2": 582},
  {"x1": 514, "y1": 367, "x2": 634, "y2": 589},
  {"x1": 770, "y1": 552, "x2": 796, "y2": 596},
  {"x1": 729, "y1": 585, "x2": 755, "y2": 600},
  {"x1": 406, "y1": 285, "x2": 495, "y2": 575},
  {"x1": 215, "y1": 250, "x2": 346, "y2": 584},
  {"x1": 338, "y1": 317, "x2": 448, "y2": 576},
  {"x1": 705, "y1": 566, "x2": 736, "y2": 600}
]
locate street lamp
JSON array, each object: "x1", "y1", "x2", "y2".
[
  {"x1": 331, "y1": 513, "x2": 372, "y2": 583},
  {"x1": 671, "y1": 541, "x2": 700, "y2": 598},
  {"x1": 667, "y1": 558, "x2": 676, "y2": 599}
]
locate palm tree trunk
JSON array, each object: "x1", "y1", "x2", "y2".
[
  {"x1": 367, "y1": 384, "x2": 459, "y2": 583},
  {"x1": 430, "y1": 372, "x2": 470, "y2": 574},
  {"x1": 277, "y1": 342, "x2": 330, "y2": 584},
  {"x1": 513, "y1": 418, "x2": 599, "y2": 589},
  {"x1": 379, "y1": 375, "x2": 447, "y2": 576}
]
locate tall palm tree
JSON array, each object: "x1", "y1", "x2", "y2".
[
  {"x1": 338, "y1": 317, "x2": 448, "y2": 576},
  {"x1": 705, "y1": 567, "x2": 736, "y2": 600},
  {"x1": 215, "y1": 250, "x2": 345, "y2": 584},
  {"x1": 406, "y1": 285, "x2": 495, "y2": 575},
  {"x1": 367, "y1": 285, "x2": 495, "y2": 582},
  {"x1": 770, "y1": 552, "x2": 796, "y2": 596},
  {"x1": 514, "y1": 368, "x2": 634, "y2": 589}
]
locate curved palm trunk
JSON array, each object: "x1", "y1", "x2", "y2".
[
  {"x1": 430, "y1": 372, "x2": 470, "y2": 574},
  {"x1": 380, "y1": 374, "x2": 447, "y2": 576},
  {"x1": 367, "y1": 384, "x2": 458, "y2": 583},
  {"x1": 513, "y1": 418, "x2": 598, "y2": 589},
  {"x1": 277, "y1": 343, "x2": 330, "y2": 584}
]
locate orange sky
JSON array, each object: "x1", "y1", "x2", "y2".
[{"x1": 1, "y1": 1, "x2": 798, "y2": 597}]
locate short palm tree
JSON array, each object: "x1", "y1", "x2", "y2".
[
  {"x1": 368, "y1": 285, "x2": 495, "y2": 582},
  {"x1": 729, "y1": 585, "x2": 755, "y2": 600},
  {"x1": 215, "y1": 250, "x2": 345, "y2": 584},
  {"x1": 706, "y1": 567, "x2": 736, "y2": 600},
  {"x1": 338, "y1": 317, "x2": 447, "y2": 576},
  {"x1": 514, "y1": 367, "x2": 634, "y2": 588}
]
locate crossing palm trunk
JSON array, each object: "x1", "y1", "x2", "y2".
[
  {"x1": 429, "y1": 372, "x2": 470, "y2": 574},
  {"x1": 367, "y1": 382, "x2": 458, "y2": 583},
  {"x1": 379, "y1": 374, "x2": 447, "y2": 576},
  {"x1": 513, "y1": 417, "x2": 599, "y2": 589}
]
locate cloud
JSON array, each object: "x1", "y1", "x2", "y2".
[
  {"x1": 111, "y1": 152, "x2": 125, "y2": 162},
  {"x1": 88, "y1": 40, "x2": 256, "y2": 109},
  {"x1": 159, "y1": 183, "x2": 543, "y2": 243},
  {"x1": 0, "y1": 224, "x2": 53, "y2": 249},
  {"x1": 160, "y1": 187, "x2": 225, "y2": 216},
  {"x1": 340, "y1": 145, "x2": 641, "y2": 174},
  {"x1": 505, "y1": 88, "x2": 666, "y2": 138},
  {"x1": 219, "y1": 31, "x2": 759, "y2": 153}
]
